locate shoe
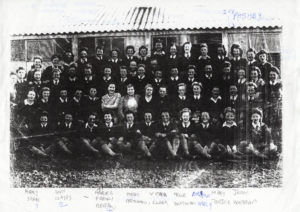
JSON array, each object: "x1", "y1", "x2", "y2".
[
  {"x1": 173, "y1": 155, "x2": 183, "y2": 161},
  {"x1": 135, "y1": 154, "x2": 143, "y2": 160},
  {"x1": 145, "y1": 155, "x2": 156, "y2": 161},
  {"x1": 113, "y1": 153, "x2": 123, "y2": 159},
  {"x1": 184, "y1": 154, "x2": 194, "y2": 160}
]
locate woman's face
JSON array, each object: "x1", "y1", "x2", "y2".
[
  {"x1": 145, "y1": 87, "x2": 153, "y2": 96},
  {"x1": 188, "y1": 69, "x2": 195, "y2": 78},
  {"x1": 65, "y1": 114, "x2": 73, "y2": 123},
  {"x1": 104, "y1": 68, "x2": 111, "y2": 76},
  {"x1": 80, "y1": 50, "x2": 87, "y2": 58},
  {"x1": 42, "y1": 91, "x2": 50, "y2": 99},
  {"x1": 184, "y1": 44, "x2": 191, "y2": 52},
  {"x1": 233, "y1": 48, "x2": 240, "y2": 57},
  {"x1": 201, "y1": 113, "x2": 210, "y2": 123},
  {"x1": 96, "y1": 49, "x2": 103, "y2": 57},
  {"x1": 104, "y1": 114, "x2": 113, "y2": 123},
  {"x1": 181, "y1": 112, "x2": 190, "y2": 123},
  {"x1": 127, "y1": 86, "x2": 135, "y2": 96},
  {"x1": 237, "y1": 70, "x2": 246, "y2": 78},
  {"x1": 212, "y1": 88, "x2": 220, "y2": 97},
  {"x1": 112, "y1": 51, "x2": 118, "y2": 58},
  {"x1": 193, "y1": 86, "x2": 201, "y2": 95},
  {"x1": 251, "y1": 113, "x2": 261, "y2": 124},
  {"x1": 10, "y1": 74, "x2": 17, "y2": 85},
  {"x1": 159, "y1": 88, "x2": 167, "y2": 97},
  {"x1": 34, "y1": 59, "x2": 42, "y2": 66},
  {"x1": 139, "y1": 48, "x2": 147, "y2": 57},
  {"x1": 259, "y1": 54, "x2": 267, "y2": 62},
  {"x1": 178, "y1": 86, "x2": 186, "y2": 96},
  {"x1": 27, "y1": 91, "x2": 36, "y2": 101},
  {"x1": 108, "y1": 84, "x2": 115, "y2": 94},
  {"x1": 155, "y1": 42, "x2": 163, "y2": 51},
  {"x1": 88, "y1": 115, "x2": 96, "y2": 125},
  {"x1": 250, "y1": 70, "x2": 258, "y2": 79},
  {"x1": 137, "y1": 67, "x2": 145, "y2": 76},
  {"x1": 217, "y1": 47, "x2": 224, "y2": 56},
  {"x1": 247, "y1": 52, "x2": 255, "y2": 61},
  {"x1": 269, "y1": 71, "x2": 277, "y2": 81},
  {"x1": 200, "y1": 47, "x2": 208, "y2": 56},
  {"x1": 34, "y1": 71, "x2": 41, "y2": 81},
  {"x1": 75, "y1": 90, "x2": 82, "y2": 99},
  {"x1": 52, "y1": 57, "x2": 59, "y2": 66},
  {"x1": 126, "y1": 48, "x2": 134, "y2": 57},
  {"x1": 89, "y1": 88, "x2": 97, "y2": 97},
  {"x1": 161, "y1": 112, "x2": 170, "y2": 123},
  {"x1": 170, "y1": 46, "x2": 177, "y2": 55},
  {"x1": 225, "y1": 112, "x2": 235, "y2": 123}
]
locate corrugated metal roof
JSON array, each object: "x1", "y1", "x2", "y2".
[{"x1": 11, "y1": 6, "x2": 282, "y2": 36}]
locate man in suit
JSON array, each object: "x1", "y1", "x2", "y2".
[
  {"x1": 123, "y1": 45, "x2": 138, "y2": 68},
  {"x1": 90, "y1": 46, "x2": 108, "y2": 79}
]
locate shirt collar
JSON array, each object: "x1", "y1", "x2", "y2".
[
  {"x1": 41, "y1": 123, "x2": 48, "y2": 128},
  {"x1": 269, "y1": 80, "x2": 279, "y2": 85},
  {"x1": 24, "y1": 99, "x2": 34, "y2": 105},
  {"x1": 145, "y1": 96, "x2": 152, "y2": 102},
  {"x1": 154, "y1": 51, "x2": 165, "y2": 55},
  {"x1": 85, "y1": 123, "x2": 97, "y2": 129},
  {"x1": 41, "y1": 98, "x2": 48, "y2": 103},
  {"x1": 170, "y1": 55, "x2": 176, "y2": 59},
  {"x1": 248, "y1": 59, "x2": 256, "y2": 65},
  {"x1": 252, "y1": 122, "x2": 261, "y2": 129},
  {"x1": 145, "y1": 121, "x2": 152, "y2": 126},
  {"x1": 65, "y1": 122, "x2": 72, "y2": 128},
  {"x1": 179, "y1": 95, "x2": 186, "y2": 100},
  {"x1": 182, "y1": 122, "x2": 191, "y2": 128},
  {"x1": 73, "y1": 96, "x2": 80, "y2": 102},
  {"x1": 103, "y1": 76, "x2": 111, "y2": 81},
  {"x1": 248, "y1": 95, "x2": 255, "y2": 101},
  {"x1": 233, "y1": 56, "x2": 241, "y2": 61},
  {"x1": 171, "y1": 76, "x2": 179, "y2": 81},
  {"x1": 89, "y1": 96, "x2": 97, "y2": 101},
  {"x1": 198, "y1": 55, "x2": 210, "y2": 60},
  {"x1": 194, "y1": 94, "x2": 201, "y2": 99},
  {"x1": 85, "y1": 76, "x2": 93, "y2": 81},
  {"x1": 127, "y1": 123, "x2": 133, "y2": 128},
  {"x1": 201, "y1": 122, "x2": 210, "y2": 128},
  {"x1": 106, "y1": 122, "x2": 113, "y2": 128},
  {"x1": 184, "y1": 53, "x2": 191, "y2": 58},
  {"x1": 238, "y1": 78, "x2": 246, "y2": 84},
  {"x1": 69, "y1": 76, "x2": 77, "y2": 81},
  {"x1": 210, "y1": 96, "x2": 222, "y2": 103},
  {"x1": 222, "y1": 121, "x2": 237, "y2": 127},
  {"x1": 163, "y1": 121, "x2": 170, "y2": 126},
  {"x1": 155, "y1": 78, "x2": 162, "y2": 83},
  {"x1": 218, "y1": 55, "x2": 224, "y2": 60},
  {"x1": 138, "y1": 75, "x2": 145, "y2": 80},
  {"x1": 205, "y1": 73, "x2": 212, "y2": 79},
  {"x1": 59, "y1": 97, "x2": 68, "y2": 103},
  {"x1": 230, "y1": 95, "x2": 238, "y2": 100}
]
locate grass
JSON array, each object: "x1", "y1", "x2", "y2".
[{"x1": 11, "y1": 151, "x2": 282, "y2": 188}]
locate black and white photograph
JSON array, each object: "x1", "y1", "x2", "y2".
[{"x1": 8, "y1": 0, "x2": 284, "y2": 189}]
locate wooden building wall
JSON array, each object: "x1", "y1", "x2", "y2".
[{"x1": 10, "y1": 28, "x2": 282, "y2": 72}]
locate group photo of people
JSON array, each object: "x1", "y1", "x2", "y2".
[{"x1": 10, "y1": 39, "x2": 282, "y2": 163}]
